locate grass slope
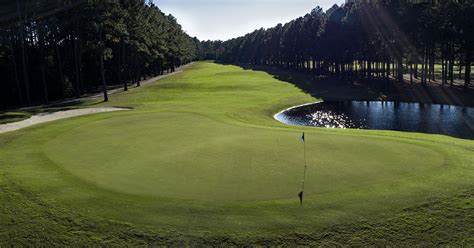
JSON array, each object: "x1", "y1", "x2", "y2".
[
  {"x1": 0, "y1": 112, "x2": 31, "y2": 124},
  {"x1": 0, "y1": 62, "x2": 473, "y2": 245}
]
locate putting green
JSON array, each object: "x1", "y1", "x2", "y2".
[
  {"x1": 1, "y1": 62, "x2": 472, "y2": 245},
  {"x1": 44, "y1": 112, "x2": 443, "y2": 201}
]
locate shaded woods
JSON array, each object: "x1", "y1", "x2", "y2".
[
  {"x1": 202, "y1": 1, "x2": 473, "y2": 93},
  {"x1": 2, "y1": 0, "x2": 473, "y2": 109},
  {"x1": 0, "y1": 0, "x2": 200, "y2": 108}
]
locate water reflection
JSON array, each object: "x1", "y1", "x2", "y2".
[{"x1": 275, "y1": 101, "x2": 474, "y2": 140}]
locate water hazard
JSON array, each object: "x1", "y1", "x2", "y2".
[{"x1": 275, "y1": 101, "x2": 474, "y2": 140}]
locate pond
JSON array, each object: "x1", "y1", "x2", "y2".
[{"x1": 275, "y1": 101, "x2": 474, "y2": 140}]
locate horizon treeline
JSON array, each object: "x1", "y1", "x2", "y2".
[
  {"x1": 0, "y1": 0, "x2": 200, "y2": 108},
  {"x1": 201, "y1": 0, "x2": 473, "y2": 89}
]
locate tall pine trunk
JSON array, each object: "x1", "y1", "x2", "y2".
[
  {"x1": 414, "y1": 63, "x2": 418, "y2": 79},
  {"x1": 98, "y1": 26, "x2": 108, "y2": 102},
  {"x1": 367, "y1": 58, "x2": 372, "y2": 82},
  {"x1": 429, "y1": 46, "x2": 435, "y2": 82},
  {"x1": 38, "y1": 21, "x2": 49, "y2": 103},
  {"x1": 386, "y1": 59, "x2": 391, "y2": 82},
  {"x1": 421, "y1": 46, "x2": 426, "y2": 85},
  {"x1": 121, "y1": 41, "x2": 128, "y2": 91},
  {"x1": 397, "y1": 58, "x2": 404, "y2": 83},
  {"x1": 465, "y1": 49, "x2": 471, "y2": 90},
  {"x1": 135, "y1": 54, "x2": 141, "y2": 87},
  {"x1": 8, "y1": 35, "x2": 23, "y2": 105},
  {"x1": 74, "y1": 22, "x2": 81, "y2": 98},
  {"x1": 450, "y1": 42, "x2": 455, "y2": 86},
  {"x1": 16, "y1": 0, "x2": 30, "y2": 105},
  {"x1": 55, "y1": 42, "x2": 65, "y2": 98}
]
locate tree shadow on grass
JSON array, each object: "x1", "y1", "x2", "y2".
[{"x1": 234, "y1": 63, "x2": 474, "y2": 107}]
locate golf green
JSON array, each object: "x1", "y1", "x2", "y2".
[
  {"x1": 43, "y1": 112, "x2": 443, "y2": 201},
  {"x1": 1, "y1": 62, "x2": 472, "y2": 245}
]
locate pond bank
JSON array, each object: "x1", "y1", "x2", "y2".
[{"x1": 274, "y1": 101, "x2": 474, "y2": 140}]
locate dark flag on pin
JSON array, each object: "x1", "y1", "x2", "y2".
[
  {"x1": 301, "y1": 132, "x2": 305, "y2": 142},
  {"x1": 298, "y1": 191, "x2": 304, "y2": 206}
]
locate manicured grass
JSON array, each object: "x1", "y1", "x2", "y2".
[{"x1": 0, "y1": 62, "x2": 473, "y2": 245}]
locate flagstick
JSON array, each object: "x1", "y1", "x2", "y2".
[
  {"x1": 302, "y1": 137, "x2": 307, "y2": 193},
  {"x1": 299, "y1": 132, "x2": 307, "y2": 206}
]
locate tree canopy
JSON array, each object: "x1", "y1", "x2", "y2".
[
  {"x1": 1, "y1": 0, "x2": 473, "y2": 108},
  {"x1": 201, "y1": 0, "x2": 473, "y2": 89},
  {"x1": 0, "y1": 0, "x2": 199, "y2": 107}
]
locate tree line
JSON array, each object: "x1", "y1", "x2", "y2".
[
  {"x1": 201, "y1": 0, "x2": 473, "y2": 90},
  {"x1": 0, "y1": 0, "x2": 200, "y2": 108}
]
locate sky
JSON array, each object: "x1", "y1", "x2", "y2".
[{"x1": 154, "y1": 0, "x2": 345, "y2": 41}]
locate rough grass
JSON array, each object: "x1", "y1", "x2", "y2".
[
  {"x1": 0, "y1": 62, "x2": 473, "y2": 245},
  {"x1": 0, "y1": 112, "x2": 31, "y2": 124}
]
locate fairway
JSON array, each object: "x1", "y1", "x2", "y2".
[{"x1": 1, "y1": 62, "x2": 473, "y2": 245}]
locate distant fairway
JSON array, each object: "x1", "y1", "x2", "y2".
[{"x1": 0, "y1": 62, "x2": 472, "y2": 245}]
